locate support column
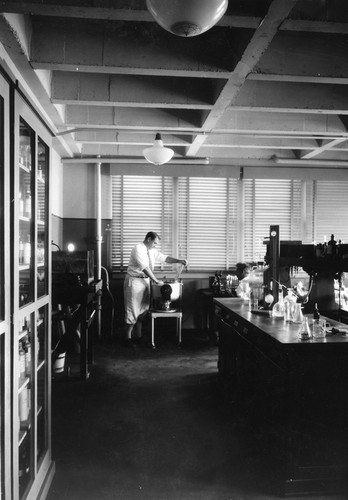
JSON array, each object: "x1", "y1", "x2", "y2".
[{"x1": 95, "y1": 158, "x2": 102, "y2": 339}]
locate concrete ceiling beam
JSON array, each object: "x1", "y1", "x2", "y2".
[
  {"x1": 233, "y1": 80, "x2": 348, "y2": 114},
  {"x1": 3, "y1": 2, "x2": 348, "y2": 35},
  {"x1": 51, "y1": 72, "x2": 220, "y2": 108},
  {"x1": 300, "y1": 137, "x2": 348, "y2": 160},
  {"x1": 216, "y1": 111, "x2": 346, "y2": 135},
  {"x1": 188, "y1": 0, "x2": 300, "y2": 156},
  {"x1": 248, "y1": 74, "x2": 348, "y2": 85},
  {"x1": 254, "y1": 31, "x2": 348, "y2": 79},
  {"x1": 64, "y1": 105, "x2": 204, "y2": 129},
  {"x1": 30, "y1": 18, "x2": 235, "y2": 75}
]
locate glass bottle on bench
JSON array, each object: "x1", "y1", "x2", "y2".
[{"x1": 272, "y1": 288, "x2": 285, "y2": 318}]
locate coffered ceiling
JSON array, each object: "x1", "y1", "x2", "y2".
[{"x1": 1, "y1": 0, "x2": 348, "y2": 169}]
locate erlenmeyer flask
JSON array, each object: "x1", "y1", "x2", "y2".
[{"x1": 298, "y1": 316, "x2": 311, "y2": 340}]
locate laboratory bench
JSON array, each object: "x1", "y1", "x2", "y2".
[{"x1": 214, "y1": 298, "x2": 348, "y2": 496}]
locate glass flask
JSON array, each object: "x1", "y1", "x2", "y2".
[
  {"x1": 272, "y1": 290, "x2": 285, "y2": 318},
  {"x1": 292, "y1": 303, "x2": 303, "y2": 324},
  {"x1": 298, "y1": 316, "x2": 311, "y2": 340},
  {"x1": 284, "y1": 290, "x2": 297, "y2": 322}
]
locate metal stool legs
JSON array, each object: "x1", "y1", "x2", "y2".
[{"x1": 150, "y1": 311, "x2": 182, "y2": 349}]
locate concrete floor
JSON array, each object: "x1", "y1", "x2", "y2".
[{"x1": 46, "y1": 331, "x2": 346, "y2": 500}]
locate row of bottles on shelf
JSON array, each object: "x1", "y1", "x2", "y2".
[
  {"x1": 19, "y1": 235, "x2": 31, "y2": 265},
  {"x1": 19, "y1": 149, "x2": 45, "y2": 179},
  {"x1": 18, "y1": 333, "x2": 31, "y2": 424},
  {"x1": 19, "y1": 434, "x2": 31, "y2": 492},
  {"x1": 19, "y1": 143, "x2": 32, "y2": 170},
  {"x1": 19, "y1": 190, "x2": 31, "y2": 218},
  {"x1": 18, "y1": 382, "x2": 31, "y2": 424},
  {"x1": 18, "y1": 316, "x2": 44, "y2": 423},
  {"x1": 316, "y1": 234, "x2": 343, "y2": 257},
  {"x1": 19, "y1": 336, "x2": 31, "y2": 380},
  {"x1": 19, "y1": 184, "x2": 45, "y2": 219},
  {"x1": 37, "y1": 241, "x2": 45, "y2": 264},
  {"x1": 19, "y1": 320, "x2": 42, "y2": 371},
  {"x1": 19, "y1": 237, "x2": 45, "y2": 265}
]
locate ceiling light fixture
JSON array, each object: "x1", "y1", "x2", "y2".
[
  {"x1": 146, "y1": 0, "x2": 228, "y2": 37},
  {"x1": 143, "y1": 133, "x2": 174, "y2": 165}
]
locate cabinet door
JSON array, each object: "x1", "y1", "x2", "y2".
[
  {"x1": 18, "y1": 118, "x2": 35, "y2": 307},
  {"x1": 13, "y1": 92, "x2": 52, "y2": 500},
  {"x1": 37, "y1": 139, "x2": 49, "y2": 299},
  {"x1": 0, "y1": 71, "x2": 11, "y2": 500}
]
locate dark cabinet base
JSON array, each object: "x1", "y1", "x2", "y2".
[{"x1": 216, "y1": 301, "x2": 348, "y2": 497}]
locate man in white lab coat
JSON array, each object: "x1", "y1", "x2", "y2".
[{"x1": 123, "y1": 231, "x2": 187, "y2": 347}]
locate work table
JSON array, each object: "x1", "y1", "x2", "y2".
[
  {"x1": 214, "y1": 297, "x2": 348, "y2": 346},
  {"x1": 214, "y1": 297, "x2": 348, "y2": 496}
]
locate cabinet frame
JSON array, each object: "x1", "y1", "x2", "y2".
[
  {"x1": 0, "y1": 67, "x2": 12, "y2": 500},
  {"x1": 11, "y1": 90, "x2": 54, "y2": 500}
]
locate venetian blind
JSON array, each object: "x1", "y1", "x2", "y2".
[
  {"x1": 243, "y1": 179, "x2": 302, "y2": 262},
  {"x1": 227, "y1": 179, "x2": 238, "y2": 268},
  {"x1": 112, "y1": 175, "x2": 305, "y2": 271},
  {"x1": 313, "y1": 180, "x2": 348, "y2": 244},
  {"x1": 182, "y1": 177, "x2": 234, "y2": 270},
  {"x1": 111, "y1": 175, "x2": 174, "y2": 270},
  {"x1": 111, "y1": 175, "x2": 122, "y2": 269},
  {"x1": 177, "y1": 177, "x2": 188, "y2": 262}
]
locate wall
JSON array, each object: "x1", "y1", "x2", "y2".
[
  {"x1": 62, "y1": 163, "x2": 112, "y2": 219},
  {"x1": 51, "y1": 148, "x2": 64, "y2": 246}
]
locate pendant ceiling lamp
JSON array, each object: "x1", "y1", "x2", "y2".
[
  {"x1": 146, "y1": 0, "x2": 228, "y2": 37},
  {"x1": 143, "y1": 133, "x2": 174, "y2": 165}
]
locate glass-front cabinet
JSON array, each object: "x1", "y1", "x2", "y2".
[
  {"x1": 12, "y1": 92, "x2": 53, "y2": 500},
  {"x1": 0, "y1": 70, "x2": 11, "y2": 500}
]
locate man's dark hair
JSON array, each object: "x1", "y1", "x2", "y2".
[
  {"x1": 235, "y1": 262, "x2": 251, "y2": 280},
  {"x1": 145, "y1": 231, "x2": 161, "y2": 241}
]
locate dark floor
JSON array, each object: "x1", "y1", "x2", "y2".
[{"x1": 46, "y1": 330, "x2": 346, "y2": 500}]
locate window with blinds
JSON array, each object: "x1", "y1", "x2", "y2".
[
  {"x1": 111, "y1": 175, "x2": 346, "y2": 271},
  {"x1": 111, "y1": 176, "x2": 174, "y2": 271},
  {"x1": 313, "y1": 180, "x2": 348, "y2": 244},
  {"x1": 179, "y1": 177, "x2": 238, "y2": 270},
  {"x1": 112, "y1": 175, "x2": 239, "y2": 271},
  {"x1": 243, "y1": 179, "x2": 302, "y2": 262}
]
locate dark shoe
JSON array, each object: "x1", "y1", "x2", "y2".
[
  {"x1": 134, "y1": 337, "x2": 146, "y2": 348},
  {"x1": 121, "y1": 338, "x2": 137, "y2": 348}
]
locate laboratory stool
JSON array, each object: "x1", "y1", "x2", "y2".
[{"x1": 149, "y1": 311, "x2": 182, "y2": 349}]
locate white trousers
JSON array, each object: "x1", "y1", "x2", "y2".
[{"x1": 124, "y1": 275, "x2": 150, "y2": 325}]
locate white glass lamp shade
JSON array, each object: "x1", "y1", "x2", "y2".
[
  {"x1": 143, "y1": 133, "x2": 174, "y2": 165},
  {"x1": 146, "y1": 0, "x2": 228, "y2": 37}
]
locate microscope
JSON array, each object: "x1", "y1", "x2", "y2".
[{"x1": 264, "y1": 226, "x2": 348, "y2": 318}]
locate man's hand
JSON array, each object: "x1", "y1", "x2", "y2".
[{"x1": 181, "y1": 259, "x2": 188, "y2": 267}]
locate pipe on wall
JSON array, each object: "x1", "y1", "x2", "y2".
[
  {"x1": 95, "y1": 158, "x2": 102, "y2": 281},
  {"x1": 95, "y1": 158, "x2": 102, "y2": 339}
]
